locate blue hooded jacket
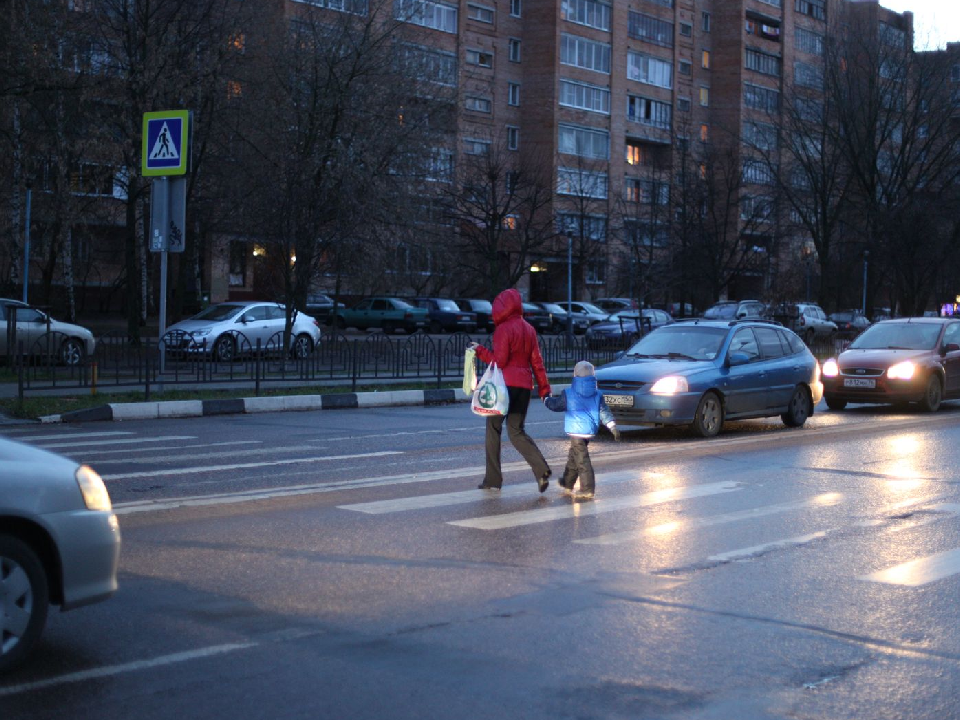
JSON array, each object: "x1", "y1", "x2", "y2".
[{"x1": 545, "y1": 375, "x2": 616, "y2": 438}]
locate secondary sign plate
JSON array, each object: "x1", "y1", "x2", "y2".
[{"x1": 142, "y1": 110, "x2": 190, "y2": 176}]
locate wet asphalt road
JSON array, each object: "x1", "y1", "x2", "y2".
[{"x1": 3, "y1": 401, "x2": 960, "y2": 719}]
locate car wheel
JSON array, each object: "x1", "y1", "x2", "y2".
[
  {"x1": 825, "y1": 396, "x2": 847, "y2": 411},
  {"x1": 804, "y1": 329, "x2": 815, "y2": 345},
  {"x1": 382, "y1": 321, "x2": 396, "y2": 335},
  {"x1": 782, "y1": 385, "x2": 812, "y2": 427},
  {"x1": 429, "y1": 321, "x2": 443, "y2": 334},
  {"x1": 213, "y1": 335, "x2": 236, "y2": 362},
  {"x1": 61, "y1": 338, "x2": 84, "y2": 366},
  {"x1": 291, "y1": 334, "x2": 313, "y2": 359},
  {"x1": 918, "y1": 375, "x2": 943, "y2": 413},
  {"x1": 0, "y1": 535, "x2": 50, "y2": 673},
  {"x1": 691, "y1": 391, "x2": 723, "y2": 438},
  {"x1": 405, "y1": 326, "x2": 417, "y2": 335},
  {"x1": 334, "y1": 317, "x2": 347, "y2": 330}
]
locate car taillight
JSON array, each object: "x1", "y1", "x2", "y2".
[
  {"x1": 800, "y1": 316, "x2": 806, "y2": 326},
  {"x1": 405, "y1": 312, "x2": 412, "y2": 320}
]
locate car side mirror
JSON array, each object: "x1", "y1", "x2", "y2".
[
  {"x1": 728, "y1": 351, "x2": 750, "y2": 366},
  {"x1": 239, "y1": 315, "x2": 249, "y2": 324},
  {"x1": 736, "y1": 311, "x2": 747, "y2": 319},
  {"x1": 944, "y1": 343, "x2": 960, "y2": 354}
]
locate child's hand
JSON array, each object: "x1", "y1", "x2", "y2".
[{"x1": 611, "y1": 427, "x2": 622, "y2": 442}]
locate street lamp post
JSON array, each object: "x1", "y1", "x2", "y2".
[
  {"x1": 566, "y1": 231, "x2": 573, "y2": 338},
  {"x1": 862, "y1": 250, "x2": 869, "y2": 316}
]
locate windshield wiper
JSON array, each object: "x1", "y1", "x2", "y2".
[
  {"x1": 626, "y1": 352, "x2": 653, "y2": 358},
  {"x1": 647, "y1": 352, "x2": 698, "y2": 360},
  {"x1": 886, "y1": 345, "x2": 913, "y2": 350}
]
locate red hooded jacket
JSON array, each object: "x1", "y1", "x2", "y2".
[{"x1": 475, "y1": 289, "x2": 552, "y2": 397}]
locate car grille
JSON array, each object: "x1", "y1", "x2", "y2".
[
  {"x1": 597, "y1": 380, "x2": 646, "y2": 391},
  {"x1": 840, "y1": 367, "x2": 884, "y2": 377}
]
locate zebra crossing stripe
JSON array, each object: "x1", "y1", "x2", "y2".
[
  {"x1": 707, "y1": 530, "x2": 829, "y2": 564},
  {"x1": 861, "y1": 546, "x2": 960, "y2": 586},
  {"x1": 338, "y1": 468, "x2": 664, "y2": 514},
  {"x1": 35, "y1": 435, "x2": 197, "y2": 450},
  {"x1": 448, "y1": 481, "x2": 741, "y2": 531},
  {"x1": 576, "y1": 493, "x2": 844, "y2": 545}
]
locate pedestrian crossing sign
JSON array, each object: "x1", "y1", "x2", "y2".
[{"x1": 142, "y1": 110, "x2": 190, "y2": 176}]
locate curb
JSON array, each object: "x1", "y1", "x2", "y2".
[{"x1": 41, "y1": 385, "x2": 571, "y2": 424}]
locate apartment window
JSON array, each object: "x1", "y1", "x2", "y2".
[
  {"x1": 744, "y1": 83, "x2": 779, "y2": 113},
  {"x1": 742, "y1": 159, "x2": 774, "y2": 185},
  {"x1": 510, "y1": 0, "x2": 520, "y2": 16},
  {"x1": 395, "y1": 0, "x2": 458, "y2": 32},
  {"x1": 226, "y1": 80, "x2": 243, "y2": 99},
  {"x1": 679, "y1": 60, "x2": 691, "y2": 75},
  {"x1": 795, "y1": 27, "x2": 823, "y2": 55},
  {"x1": 401, "y1": 44, "x2": 457, "y2": 85},
  {"x1": 700, "y1": 124, "x2": 709, "y2": 142},
  {"x1": 702, "y1": 50, "x2": 710, "y2": 69},
  {"x1": 743, "y1": 121, "x2": 777, "y2": 151},
  {"x1": 465, "y1": 96, "x2": 492, "y2": 112},
  {"x1": 507, "y1": 126, "x2": 519, "y2": 150},
  {"x1": 627, "y1": 51, "x2": 672, "y2": 89},
  {"x1": 463, "y1": 138, "x2": 491, "y2": 155},
  {"x1": 624, "y1": 178, "x2": 669, "y2": 205},
  {"x1": 509, "y1": 38, "x2": 521, "y2": 62},
  {"x1": 557, "y1": 213, "x2": 607, "y2": 241},
  {"x1": 746, "y1": 18, "x2": 781, "y2": 41},
  {"x1": 629, "y1": 11, "x2": 674, "y2": 47},
  {"x1": 424, "y1": 148, "x2": 455, "y2": 182},
  {"x1": 796, "y1": 97, "x2": 823, "y2": 122},
  {"x1": 758, "y1": 0, "x2": 781, "y2": 6},
  {"x1": 295, "y1": 0, "x2": 368, "y2": 13},
  {"x1": 745, "y1": 48, "x2": 781, "y2": 76},
  {"x1": 508, "y1": 82, "x2": 521, "y2": 106},
  {"x1": 467, "y1": 3, "x2": 494, "y2": 22},
  {"x1": 585, "y1": 257, "x2": 606, "y2": 285},
  {"x1": 561, "y1": 34, "x2": 611, "y2": 74},
  {"x1": 625, "y1": 140, "x2": 650, "y2": 166},
  {"x1": 679, "y1": 23, "x2": 692, "y2": 37},
  {"x1": 559, "y1": 78, "x2": 610, "y2": 114},
  {"x1": 953, "y1": 64, "x2": 960, "y2": 82},
  {"x1": 699, "y1": 87, "x2": 709, "y2": 106},
  {"x1": 701, "y1": 12, "x2": 711, "y2": 32},
  {"x1": 558, "y1": 124, "x2": 609, "y2": 159},
  {"x1": 69, "y1": 162, "x2": 122, "y2": 197},
  {"x1": 879, "y1": 21, "x2": 906, "y2": 47},
  {"x1": 677, "y1": 97, "x2": 691, "y2": 112},
  {"x1": 646, "y1": 0, "x2": 672, "y2": 7},
  {"x1": 466, "y1": 49, "x2": 493, "y2": 68},
  {"x1": 557, "y1": 167, "x2": 608, "y2": 198},
  {"x1": 561, "y1": 0, "x2": 611, "y2": 32},
  {"x1": 627, "y1": 95, "x2": 671, "y2": 128},
  {"x1": 229, "y1": 241, "x2": 247, "y2": 287},
  {"x1": 794, "y1": 0, "x2": 825, "y2": 21},
  {"x1": 794, "y1": 61, "x2": 822, "y2": 89},
  {"x1": 741, "y1": 196, "x2": 774, "y2": 221}
]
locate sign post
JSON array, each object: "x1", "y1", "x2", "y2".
[{"x1": 143, "y1": 110, "x2": 191, "y2": 373}]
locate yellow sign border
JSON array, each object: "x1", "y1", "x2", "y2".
[{"x1": 142, "y1": 110, "x2": 190, "y2": 177}]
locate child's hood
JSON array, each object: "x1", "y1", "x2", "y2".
[{"x1": 571, "y1": 375, "x2": 598, "y2": 397}]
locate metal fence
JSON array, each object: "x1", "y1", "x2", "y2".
[{"x1": 6, "y1": 325, "x2": 849, "y2": 404}]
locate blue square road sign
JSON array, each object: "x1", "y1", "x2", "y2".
[{"x1": 142, "y1": 110, "x2": 190, "y2": 176}]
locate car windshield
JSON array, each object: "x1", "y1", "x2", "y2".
[
  {"x1": 522, "y1": 303, "x2": 542, "y2": 313},
  {"x1": 625, "y1": 326, "x2": 728, "y2": 360},
  {"x1": 704, "y1": 304, "x2": 737, "y2": 320},
  {"x1": 577, "y1": 302, "x2": 606, "y2": 315},
  {"x1": 436, "y1": 299, "x2": 459, "y2": 311},
  {"x1": 193, "y1": 304, "x2": 245, "y2": 321},
  {"x1": 469, "y1": 300, "x2": 492, "y2": 312},
  {"x1": 393, "y1": 299, "x2": 416, "y2": 310},
  {"x1": 540, "y1": 303, "x2": 565, "y2": 313},
  {"x1": 831, "y1": 312, "x2": 853, "y2": 322},
  {"x1": 849, "y1": 322, "x2": 941, "y2": 350}
]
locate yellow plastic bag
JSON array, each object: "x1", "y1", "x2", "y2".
[{"x1": 463, "y1": 347, "x2": 478, "y2": 396}]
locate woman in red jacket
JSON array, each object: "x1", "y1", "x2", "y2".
[{"x1": 470, "y1": 288, "x2": 553, "y2": 492}]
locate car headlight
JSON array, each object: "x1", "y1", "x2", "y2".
[
  {"x1": 822, "y1": 359, "x2": 839, "y2": 377},
  {"x1": 887, "y1": 361, "x2": 916, "y2": 380},
  {"x1": 650, "y1": 376, "x2": 689, "y2": 394},
  {"x1": 76, "y1": 465, "x2": 112, "y2": 511},
  {"x1": 193, "y1": 328, "x2": 213, "y2": 337}
]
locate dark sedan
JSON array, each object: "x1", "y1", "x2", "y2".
[
  {"x1": 456, "y1": 299, "x2": 494, "y2": 332},
  {"x1": 585, "y1": 309, "x2": 673, "y2": 349},
  {"x1": 413, "y1": 297, "x2": 477, "y2": 333},
  {"x1": 521, "y1": 302, "x2": 552, "y2": 333},
  {"x1": 595, "y1": 320, "x2": 823, "y2": 437},
  {"x1": 821, "y1": 318, "x2": 960, "y2": 412},
  {"x1": 829, "y1": 309, "x2": 871, "y2": 338},
  {"x1": 535, "y1": 302, "x2": 591, "y2": 334}
]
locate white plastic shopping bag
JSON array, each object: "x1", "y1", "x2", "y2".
[
  {"x1": 463, "y1": 347, "x2": 478, "y2": 397},
  {"x1": 471, "y1": 363, "x2": 509, "y2": 416}
]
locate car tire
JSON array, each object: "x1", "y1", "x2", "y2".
[
  {"x1": 60, "y1": 338, "x2": 84, "y2": 367},
  {"x1": 334, "y1": 317, "x2": 347, "y2": 330},
  {"x1": 804, "y1": 329, "x2": 815, "y2": 345},
  {"x1": 0, "y1": 535, "x2": 50, "y2": 673},
  {"x1": 429, "y1": 321, "x2": 443, "y2": 334},
  {"x1": 405, "y1": 327, "x2": 417, "y2": 335},
  {"x1": 691, "y1": 391, "x2": 724, "y2": 438},
  {"x1": 918, "y1": 375, "x2": 943, "y2": 413},
  {"x1": 291, "y1": 334, "x2": 313, "y2": 359},
  {"x1": 825, "y1": 396, "x2": 847, "y2": 411},
  {"x1": 782, "y1": 385, "x2": 812, "y2": 427},
  {"x1": 382, "y1": 321, "x2": 396, "y2": 335},
  {"x1": 213, "y1": 335, "x2": 236, "y2": 362}
]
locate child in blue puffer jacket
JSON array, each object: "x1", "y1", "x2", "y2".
[{"x1": 543, "y1": 361, "x2": 620, "y2": 499}]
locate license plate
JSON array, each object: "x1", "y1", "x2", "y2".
[
  {"x1": 843, "y1": 378, "x2": 876, "y2": 388},
  {"x1": 604, "y1": 394, "x2": 634, "y2": 407}
]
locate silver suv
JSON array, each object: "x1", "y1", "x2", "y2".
[{"x1": 770, "y1": 302, "x2": 837, "y2": 344}]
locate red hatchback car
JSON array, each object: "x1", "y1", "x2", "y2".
[{"x1": 821, "y1": 318, "x2": 960, "y2": 411}]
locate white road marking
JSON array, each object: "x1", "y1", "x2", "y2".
[
  {"x1": 103, "y1": 451, "x2": 403, "y2": 481},
  {"x1": 448, "y1": 481, "x2": 741, "y2": 531},
  {"x1": 2, "y1": 431, "x2": 136, "y2": 441},
  {"x1": 74, "y1": 440, "x2": 263, "y2": 458},
  {"x1": 576, "y1": 493, "x2": 845, "y2": 545},
  {"x1": 88, "y1": 443, "x2": 324, "y2": 465},
  {"x1": 707, "y1": 531, "x2": 830, "y2": 564},
  {"x1": 338, "y1": 468, "x2": 659, "y2": 514},
  {"x1": 861, "y1": 545, "x2": 960, "y2": 586},
  {"x1": 34, "y1": 435, "x2": 197, "y2": 450}
]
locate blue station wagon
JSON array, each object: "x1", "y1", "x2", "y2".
[{"x1": 595, "y1": 320, "x2": 823, "y2": 437}]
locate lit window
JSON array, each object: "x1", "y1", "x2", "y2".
[
  {"x1": 227, "y1": 80, "x2": 243, "y2": 99},
  {"x1": 699, "y1": 87, "x2": 709, "y2": 106},
  {"x1": 700, "y1": 124, "x2": 709, "y2": 141},
  {"x1": 702, "y1": 50, "x2": 710, "y2": 69}
]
